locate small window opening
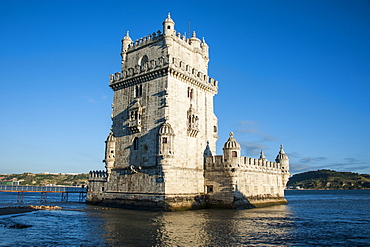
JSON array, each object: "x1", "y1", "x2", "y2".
[
  {"x1": 214, "y1": 126, "x2": 217, "y2": 132},
  {"x1": 133, "y1": 137, "x2": 139, "y2": 150},
  {"x1": 162, "y1": 137, "x2": 168, "y2": 143},
  {"x1": 206, "y1": 185, "x2": 214, "y2": 194},
  {"x1": 135, "y1": 85, "x2": 143, "y2": 97},
  {"x1": 131, "y1": 110, "x2": 139, "y2": 120},
  {"x1": 167, "y1": 25, "x2": 171, "y2": 29},
  {"x1": 187, "y1": 87, "x2": 193, "y2": 99},
  {"x1": 232, "y1": 151, "x2": 237, "y2": 157}
]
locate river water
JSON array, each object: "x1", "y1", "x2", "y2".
[{"x1": 0, "y1": 190, "x2": 369, "y2": 246}]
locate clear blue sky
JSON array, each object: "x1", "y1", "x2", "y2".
[{"x1": 1, "y1": 0, "x2": 369, "y2": 175}]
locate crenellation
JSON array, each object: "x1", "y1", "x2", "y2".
[
  {"x1": 204, "y1": 153, "x2": 287, "y2": 176},
  {"x1": 110, "y1": 54, "x2": 218, "y2": 93},
  {"x1": 89, "y1": 170, "x2": 107, "y2": 180}
]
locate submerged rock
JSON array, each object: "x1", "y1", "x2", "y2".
[{"x1": 9, "y1": 223, "x2": 32, "y2": 229}]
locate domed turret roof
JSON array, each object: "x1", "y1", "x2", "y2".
[
  {"x1": 163, "y1": 13, "x2": 175, "y2": 25},
  {"x1": 275, "y1": 145, "x2": 289, "y2": 161},
  {"x1": 159, "y1": 122, "x2": 174, "y2": 135},
  {"x1": 259, "y1": 150, "x2": 267, "y2": 161},
  {"x1": 223, "y1": 132, "x2": 241, "y2": 149},
  {"x1": 106, "y1": 132, "x2": 116, "y2": 142},
  {"x1": 122, "y1": 31, "x2": 132, "y2": 42}
]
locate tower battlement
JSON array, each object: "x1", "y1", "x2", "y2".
[
  {"x1": 205, "y1": 155, "x2": 290, "y2": 173},
  {"x1": 110, "y1": 14, "x2": 217, "y2": 93},
  {"x1": 88, "y1": 170, "x2": 107, "y2": 181},
  {"x1": 125, "y1": 30, "x2": 208, "y2": 56}
]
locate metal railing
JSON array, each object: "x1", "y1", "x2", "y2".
[{"x1": 0, "y1": 185, "x2": 87, "y2": 193}]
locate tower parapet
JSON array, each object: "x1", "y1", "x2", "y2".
[
  {"x1": 110, "y1": 53, "x2": 218, "y2": 92},
  {"x1": 111, "y1": 13, "x2": 216, "y2": 94},
  {"x1": 89, "y1": 170, "x2": 107, "y2": 181}
]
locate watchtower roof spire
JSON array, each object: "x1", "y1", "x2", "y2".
[
  {"x1": 223, "y1": 132, "x2": 241, "y2": 149},
  {"x1": 123, "y1": 31, "x2": 132, "y2": 41},
  {"x1": 163, "y1": 12, "x2": 175, "y2": 24},
  {"x1": 163, "y1": 12, "x2": 175, "y2": 35},
  {"x1": 275, "y1": 144, "x2": 289, "y2": 161},
  {"x1": 259, "y1": 150, "x2": 267, "y2": 161}
]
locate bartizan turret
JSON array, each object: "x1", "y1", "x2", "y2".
[
  {"x1": 158, "y1": 121, "x2": 175, "y2": 157},
  {"x1": 104, "y1": 132, "x2": 116, "y2": 176},
  {"x1": 259, "y1": 150, "x2": 267, "y2": 162},
  {"x1": 162, "y1": 13, "x2": 175, "y2": 36},
  {"x1": 121, "y1": 31, "x2": 132, "y2": 70},
  {"x1": 275, "y1": 145, "x2": 289, "y2": 172},
  {"x1": 201, "y1": 37, "x2": 209, "y2": 60},
  {"x1": 223, "y1": 132, "x2": 241, "y2": 166},
  {"x1": 189, "y1": 31, "x2": 201, "y2": 49}
]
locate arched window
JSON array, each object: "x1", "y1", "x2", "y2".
[
  {"x1": 139, "y1": 55, "x2": 148, "y2": 67},
  {"x1": 133, "y1": 137, "x2": 139, "y2": 150},
  {"x1": 232, "y1": 151, "x2": 237, "y2": 157}
]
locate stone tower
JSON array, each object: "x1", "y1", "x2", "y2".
[
  {"x1": 88, "y1": 14, "x2": 218, "y2": 210},
  {"x1": 87, "y1": 14, "x2": 290, "y2": 210}
]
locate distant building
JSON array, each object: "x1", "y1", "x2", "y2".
[{"x1": 87, "y1": 14, "x2": 290, "y2": 210}]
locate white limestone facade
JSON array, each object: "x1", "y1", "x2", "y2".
[{"x1": 87, "y1": 14, "x2": 290, "y2": 210}]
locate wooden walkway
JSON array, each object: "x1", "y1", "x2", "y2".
[{"x1": 0, "y1": 185, "x2": 87, "y2": 203}]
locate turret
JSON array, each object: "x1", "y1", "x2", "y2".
[
  {"x1": 121, "y1": 31, "x2": 132, "y2": 70},
  {"x1": 275, "y1": 145, "x2": 289, "y2": 171},
  {"x1": 158, "y1": 121, "x2": 175, "y2": 156},
  {"x1": 200, "y1": 37, "x2": 209, "y2": 58},
  {"x1": 259, "y1": 150, "x2": 267, "y2": 161},
  {"x1": 162, "y1": 13, "x2": 175, "y2": 36},
  {"x1": 189, "y1": 31, "x2": 201, "y2": 48},
  {"x1": 104, "y1": 132, "x2": 116, "y2": 175},
  {"x1": 223, "y1": 132, "x2": 241, "y2": 165}
]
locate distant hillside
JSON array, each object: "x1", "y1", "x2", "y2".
[
  {"x1": 0, "y1": 173, "x2": 88, "y2": 186},
  {"x1": 287, "y1": 169, "x2": 370, "y2": 189}
]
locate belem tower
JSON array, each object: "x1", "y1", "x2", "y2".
[{"x1": 87, "y1": 14, "x2": 290, "y2": 210}]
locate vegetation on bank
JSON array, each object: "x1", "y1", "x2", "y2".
[
  {"x1": 2, "y1": 170, "x2": 370, "y2": 189},
  {"x1": 0, "y1": 173, "x2": 88, "y2": 186},
  {"x1": 287, "y1": 169, "x2": 370, "y2": 190}
]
